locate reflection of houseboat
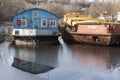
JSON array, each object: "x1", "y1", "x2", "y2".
[
  {"x1": 12, "y1": 57, "x2": 54, "y2": 74},
  {"x1": 60, "y1": 13, "x2": 120, "y2": 45},
  {"x1": 12, "y1": 8, "x2": 60, "y2": 45}
]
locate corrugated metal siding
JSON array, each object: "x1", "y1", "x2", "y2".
[
  {"x1": 14, "y1": 10, "x2": 32, "y2": 29},
  {"x1": 36, "y1": 28, "x2": 58, "y2": 35},
  {"x1": 14, "y1": 8, "x2": 59, "y2": 29},
  {"x1": 13, "y1": 8, "x2": 59, "y2": 36}
]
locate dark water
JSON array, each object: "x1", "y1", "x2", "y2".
[{"x1": 0, "y1": 37, "x2": 120, "y2": 80}]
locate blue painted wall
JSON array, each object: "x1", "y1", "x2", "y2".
[{"x1": 13, "y1": 8, "x2": 59, "y2": 29}]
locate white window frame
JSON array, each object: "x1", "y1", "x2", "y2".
[
  {"x1": 21, "y1": 19, "x2": 27, "y2": 27},
  {"x1": 50, "y1": 20, "x2": 56, "y2": 27},
  {"x1": 41, "y1": 19, "x2": 47, "y2": 27}
]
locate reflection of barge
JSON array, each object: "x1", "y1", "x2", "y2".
[
  {"x1": 60, "y1": 13, "x2": 120, "y2": 45},
  {"x1": 12, "y1": 8, "x2": 60, "y2": 45}
]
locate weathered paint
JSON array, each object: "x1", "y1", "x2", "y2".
[
  {"x1": 13, "y1": 28, "x2": 59, "y2": 36},
  {"x1": 75, "y1": 24, "x2": 120, "y2": 35},
  {"x1": 13, "y1": 8, "x2": 60, "y2": 44},
  {"x1": 77, "y1": 25, "x2": 109, "y2": 35},
  {"x1": 13, "y1": 8, "x2": 59, "y2": 35},
  {"x1": 59, "y1": 13, "x2": 120, "y2": 45},
  {"x1": 13, "y1": 29, "x2": 36, "y2": 36},
  {"x1": 60, "y1": 24, "x2": 120, "y2": 45},
  {"x1": 13, "y1": 8, "x2": 59, "y2": 29}
]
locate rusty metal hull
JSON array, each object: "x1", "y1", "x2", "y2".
[
  {"x1": 60, "y1": 13, "x2": 120, "y2": 45},
  {"x1": 62, "y1": 33, "x2": 120, "y2": 45},
  {"x1": 60, "y1": 24, "x2": 120, "y2": 46}
]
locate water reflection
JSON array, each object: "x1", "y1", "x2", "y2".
[
  {"x1": 1, "y1": 40, "x2": 120, "y2": 80},
  {"x1": 12, "y1": 57, "x2": 54, "y2": 74},
  {"x1": 9, "y1": 44, "x2": 60, "y2": 68},
  {"x1": 71, "y1": 44, "x2": 110, "y2": 70},
  {"x1": 9, "y1": 40, "x2": 120, "y2": 71},
  {"x1": 0, "y1": 42, "x2": 13, "y2": 65},
  {"x1": 108, "y1": 47, "x2": 120, "y2": 69}
]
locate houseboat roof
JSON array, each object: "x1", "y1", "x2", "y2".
[{"x1": 14, "y1": 8, "x2": 60, "y2": 18}]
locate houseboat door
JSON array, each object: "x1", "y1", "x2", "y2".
[{"x1": 32, "y1": 11, "x2": 40, "y2": 28}]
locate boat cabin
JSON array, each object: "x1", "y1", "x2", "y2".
[
  {"x1": 12, "y1": 8, "x2": 60, "y2": 44},
  {"x1": 13, "y1": 8, "x2": 59, "y2": 36}
]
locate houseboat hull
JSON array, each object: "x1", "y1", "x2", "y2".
[
  {"x1": 60, "y1": 24, "x2": 120, "y2": 46},
  {"x1": 13, "y1": 35, "x2": 59, "y2": 45}
]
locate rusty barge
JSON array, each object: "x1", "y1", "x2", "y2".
[{"x1": 60, "y1": 13, "x2": 120, "y2": 45}]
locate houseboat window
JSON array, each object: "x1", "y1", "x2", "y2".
[
  {"x1": 21, "y1": 19, "x2": 27, "y2": 27},
  {"x1": 15, "y1": 30, "x2": 19, "y2": 35},
  {"x1": 41, "y1": 19, "x2": 47, "y2": 27},
  {"x1": 16, "y1": 20, "x2": 21, "y2": 25},
  {"x1": 50, "y1": 20, "x2": 56, "y2": 27}
]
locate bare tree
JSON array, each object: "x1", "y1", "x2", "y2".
[
  {"x1": 88, "y1": 1, "x2": 117, "y2": 18},
  {"x1": 0, "y1": 0, "x2": 25, "y2": 20}
]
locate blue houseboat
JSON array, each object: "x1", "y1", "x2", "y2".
[{"x1": 12, "y1": 8, "x2": 60, "y2": 45}]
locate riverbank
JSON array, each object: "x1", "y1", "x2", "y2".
[
  {"x1": 0, "y1": 33, "x2": 14, "y2": 43},
  {"x1": 0, "y1": 33, "x2": 6, "y2": 42}
]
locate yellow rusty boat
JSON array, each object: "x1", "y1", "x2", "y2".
[{"x1": 60, "y1": 13, "x2": 120, "y2": 45}]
